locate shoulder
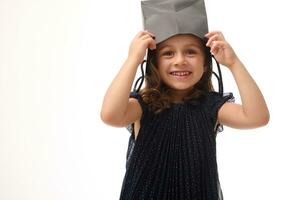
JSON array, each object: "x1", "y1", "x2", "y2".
[
  {"x1": 106, "y1": 93, "x2": 143, "y2": 128},
  {"x1": 202, "y1": 91, "x2": 235, "y2": 123},
  {"x1": 126, "y1": 93, "x2": 143, "y2": 123},
  {"x1": 128, "y1": 96, "x2": 143, "y2": 116},
  {"x1": 204, "y1": 91, "x2": 234, "y2": 108}
]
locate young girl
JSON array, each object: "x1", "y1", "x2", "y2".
[{"x1": 101, "y1": 30, "x2": 269, "y2": 199}]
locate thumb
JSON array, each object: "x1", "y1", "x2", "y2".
[{"x1": 149, "y1": 38, "x2": 156, "y2": 50}]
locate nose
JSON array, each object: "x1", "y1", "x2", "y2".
[{"x1": 174, "y1": 53, "x2": 187, "y2": 66}]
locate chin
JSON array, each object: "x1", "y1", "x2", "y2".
[{"x1": 168, "y1": 84, "x2": 194, "y2": 92}]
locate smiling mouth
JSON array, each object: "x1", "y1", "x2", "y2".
[{"x1": 170, "y1": 71, "x2": 192, "y2": 76}]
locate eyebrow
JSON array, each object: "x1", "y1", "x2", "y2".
[{"x1": 158, "y1": 43, "x2": 202, "y2": 51}]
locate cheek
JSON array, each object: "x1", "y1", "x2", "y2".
[
  {"x1": 156, "y1": 64, "x2": 165, "y2": 79},
  {"x1": 194, "y1": 65, "x2": 205, "y2": 79},
  {"x1": 195, "y1": 59, "x2": 206, "y2": 72},
  {"x1": 157, "y1": 60, "x2": 168, "y2": 73}
]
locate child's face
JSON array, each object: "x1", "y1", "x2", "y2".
[{"x1": 156, "y1": 34, "x2": 206, "y2": 97}]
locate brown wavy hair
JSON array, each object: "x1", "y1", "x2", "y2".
[{"x1": 139, "y1": 36, "x2": 214, "y2": 114}]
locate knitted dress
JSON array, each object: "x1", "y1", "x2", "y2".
[{"x1": 119, "y1": 91, "x2": 234, "y2": 200}]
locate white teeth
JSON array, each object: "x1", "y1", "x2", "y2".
[{"x1": 171, "y1": 71, "x2": 191, "y2": 76}]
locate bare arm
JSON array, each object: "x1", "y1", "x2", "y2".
[
  {"x1": 101, "y1": 58, "x2": 141, "y2": 126},
  {"x1": 100, "y1": 31, "x2": 156, "y2": 127},
  {"x1": 206, "y1": 31, "x2": 270, "y2": 129},
  {"x1": 218, "y1": 59, "x2": 270, "y2": 129}
]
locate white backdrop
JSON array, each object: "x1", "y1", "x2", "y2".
[{"x1": 1, "y1": 0, "x2": 300, "y2": 199}]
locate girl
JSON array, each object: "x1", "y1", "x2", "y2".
[{"x1": 101, "y1": 30, "x2": 269, "y2": 199}]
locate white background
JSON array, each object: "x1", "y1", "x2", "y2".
[{"x1": 1, "y1": 0, "x2": 300, "y2": 199}]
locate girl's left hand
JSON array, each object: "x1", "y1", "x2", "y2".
[{"x1": 205, "y1": 31, "x2": 239, "y2": 69}]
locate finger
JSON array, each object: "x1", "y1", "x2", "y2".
[
  {"x1": 140, "y1": 34, "x2": 154, "y2": 41},
  {"x1": 135, "y1": 30, "x2": 154, "y2": 40},
  {"x1": 145, "y1": 37, "x2": 157, "y2": 50},
  {"x1": 205, "y1": 30, "x2": 222, "y2": 37},
  {"x1": 205, "y1": 31, "x2": 218, "y2": 38},
  {"x1": 205, "y1": 31, "x2": 225, "y2": 40},
  {"x1": 143, "y1": 30, "x2": 155, "y2": 37},
  {"x1": 140, "y1": 30, "x2": 156, "y2": 39},
  {"x1": 206, "y1": 34, "x2": 220, "y2": 47},
  {"x1": 140, "y1": 33, "x2": 156, "y2": 41},
  {"x1": 136, "y1": 30, "x2": 147, "y2": 37},
  {"x1": 210, "y1": 41, "x2": 226, "y2": 55}
]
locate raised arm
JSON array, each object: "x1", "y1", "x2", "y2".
[
  {"x1": 205, "y1": 31, "x2": 270, "y2": 129},
  {"x1": 100, "y1": 31, "x2": 156, "y2": 127}
]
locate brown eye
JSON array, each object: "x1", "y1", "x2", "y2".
[
  {"x1": 187, "y1": 49, "x2": 196, "y2": 55},
  {"x1": 163, "y1": 51, "x2": 174, "y2": 57}
]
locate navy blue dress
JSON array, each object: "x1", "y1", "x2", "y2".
[{"x1": 120, "y1": 91, "x2": 234, "y2": 200}]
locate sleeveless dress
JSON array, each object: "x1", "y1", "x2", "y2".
[{"x1": 119, "y1": 91, "x2": 234, "y2": 200}]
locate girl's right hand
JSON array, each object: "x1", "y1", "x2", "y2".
[{"x1": 127, "y1": 30, "x2": 156, "y2": 64}]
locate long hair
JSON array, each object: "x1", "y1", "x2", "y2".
[{"x1": 139, "y1": 37, "x2": 214, "y2": 114}]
